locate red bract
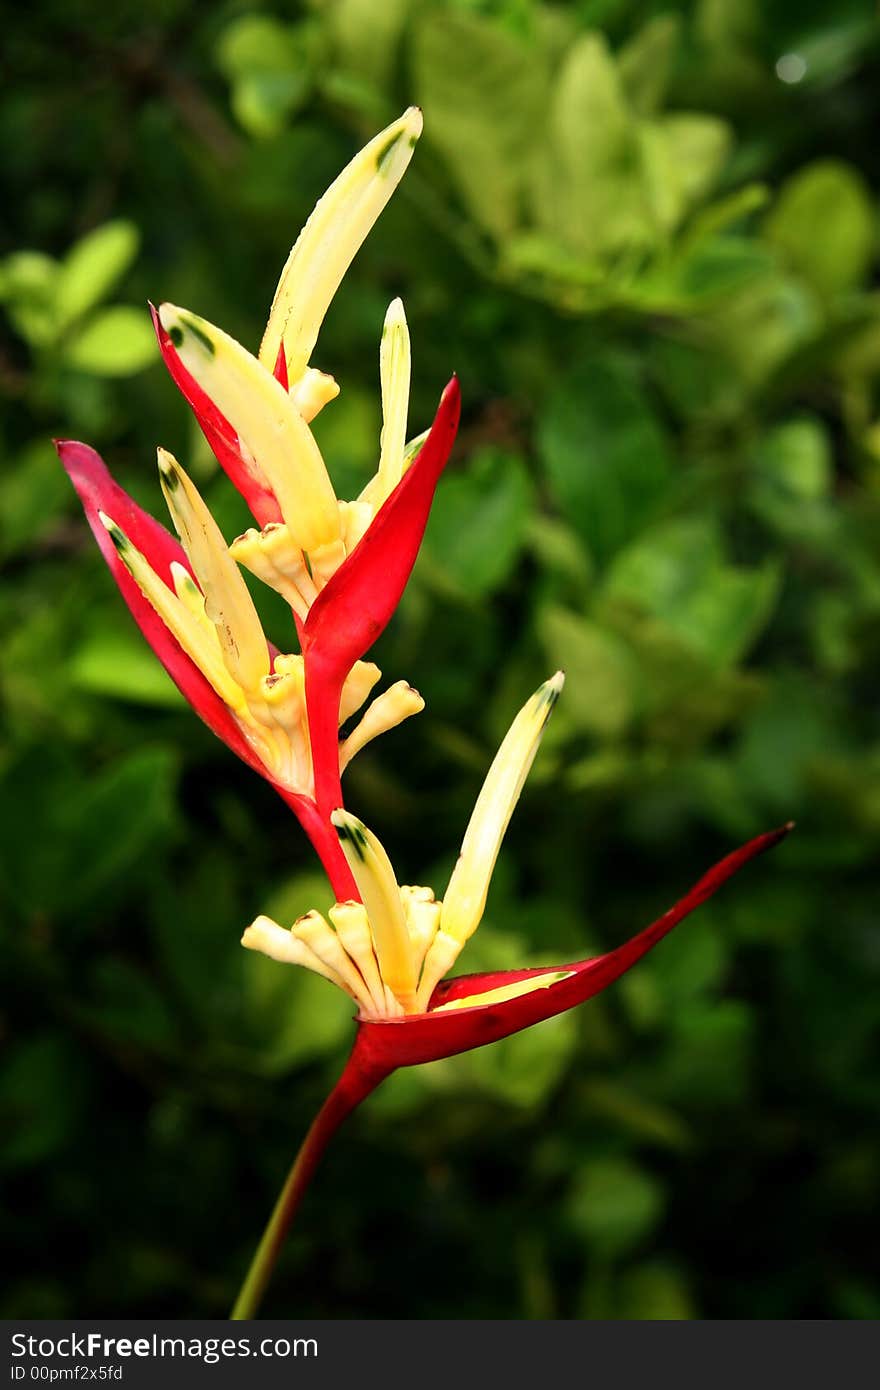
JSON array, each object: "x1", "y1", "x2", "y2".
[
  {"x1": 302, "y1": 376, "x2": 461, "y2": 817},
  {"x1": 151, "y1": 304, "x2": 283, "y2": 527},
  {"x1": 55, "y1": 438, "x2": 358, "y2": 899},
  {"x1": 350, "y1": 822, "x2": 792, "y2": 1075},
  {"x1": 56, "y1": 440, "x2": 265, "y2": 774}
]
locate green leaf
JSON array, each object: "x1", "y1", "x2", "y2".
[
  {"x1": 70, "y1": 630, "x2": 185, "y2": 707},
  {"x1": 413, "y1": 11, "x2": 547, "y2": 240},
  {"x1": 0, "y1": 1036, "x2": 88, "y2": 1171},
  {"x1": 56, "y1": 747, "x2": 180, "y2": 911},
  {"x1": 535, "y1": 33, "x2": 650, "y2": 258},
  {"x1": 539, "y1": 606, "x2": 637, "y2": 737},
  {"x1": 422, "y1": 447, "x2": 534, "y2": 598},
  {"x1": 603, "y1": 519, "x2": 781, "y2": 669},
  {"x1": 0, "y1": 439, "x2": 71, "y2": 559},
  {"x1": 538, "y1": 357, "x2": 673, "y2": 564},
  {"x1": 618, "y1": 14, "x2": 681, "y2": 117},
  {"x1": 0, "y1": 250, "x2": 60, "y2": 346},
  {"x1": 764, "y1": 160, "x2": 875, "y2": 297},
  {"x1": 63, "y1": 305, "x2": 157, "y2": 376},
  {"x1": 329, "y1": 0, "x2": 411, "y2": 88},
  {"x1": 56, "y1": 221, "x2": 140, "y2": 328},
  {"x1": 568, "y1": 1157, "x2": 665, "y2": 1258},
  {"x1": 753, "y1": 417, "x2": 832, "y2": 501}
]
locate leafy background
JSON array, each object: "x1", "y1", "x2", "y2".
[{"x1": 2, "y1": 0, "x2": 879, "y2": 1319}]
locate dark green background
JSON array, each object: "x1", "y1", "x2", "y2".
[{"x1": 2, "y1": 0, "x2": 879, "y2": 1319}]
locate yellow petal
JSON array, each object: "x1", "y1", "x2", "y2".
[
  {"x1": 401, "y1": 887, "x2": 441, "y2": 976},
  {"x1": 338, "y1": 661, "x2": 382, "y2": 724},
  {"x1": 260, "y1": 107, "x2": 423, "y2": 382},
  {"x1": 290, "y1": 367, "x2": 340, "y2": 423},
  {"x1": 339, "y1": 681, "x2": 424, "y2": 771},
  {"x1": 158, "y1": 303, "x2": 340, "y2": 553},
  {"x1": 431, "y1": 971, "x2": 574, "y2": 1013},
  {"x1": 441, "y1": 672, "x2": 565, "y2": 945},
  {"x1": 158, "y1": 449, "x2": 269, "y2": 692},
  {"x1": 360, "y1": 297, "x2": 411, "y2": 509},
  {"x1": 229, "y1": 524, "x2": 311, "y2": 621},
  {"x1": 292, "y1": 909, "x2": 376, "y2": 1015},
  {"x1": 331, "y1": 810, "x2": 417, "y2": 1012},
  {"x1": 99, "y1": 512, "x2": 244, "y2": 710},
  {"x1": 415, "y1": 929, "x2": 465, "y2": 1012},
  {"x1": 241, "y1": 914, "x2": 353, "y2": 995},
  {"x1": 328, "y1": 900, "x2": 386, "y2": 1015}
]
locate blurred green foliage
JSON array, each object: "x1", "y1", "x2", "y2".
[{"x1": 2, "y1": 0, "x2": 880, "y2": 1320}]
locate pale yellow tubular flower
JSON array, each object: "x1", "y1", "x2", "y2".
[
  {"x1": 289, "y1": 367, "x2": 339, "y2": 423},
  {"x1": 338, "y1": 661, "x2": 382, "y2": 723},
  {"x1": 241, "y1": 914, "x2": 359, "y2": 998},
  {"x1": 98, "y1": 512, "x2": 245, "y2": 711},
  {"x1": 259, "y1": 106, "x2": 424, "y2": 384},
  {"x1": 229, "y1": 524, "x2": 312, "y2": 621},
  {"x1": 292, "y1": 910, "x2": 377, "y2": 1016},
  {"x1": 338, "y1": 500, "x2": 373, "y2": 555},
  {"x1": 339, "y1": 681, "x2": 425, "y2": 772},
  {"x1": 417, "y1": 672, "x2": 565, "y2": 1009},
  {"x1": 158, "y1": 303, "x2": 342, "y2": 556},
  {"x1": 431, "y1": 971, "x2": 575, "y2": 1014},
  {"x1": 331, "y1": 810, "x2": 418, "y2": 1013},
  {"x1": 360, "y1": 297, "x2": 411, "y2": 510},
  {"x1": 401, "y1": 886, "x2": 441, "y2": 977},
  {"x1": 328, "y1": 901, "x2": 386, "y2": 1015},
  {"x1": 251, "y1": 657, "x2": 312, "y2": 792},
  {"x1": 157, "y1": 449, "x2": 269, "y2": 693}
]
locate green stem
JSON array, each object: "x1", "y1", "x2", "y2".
[{"x1": 230, "y1": 1048, "x2": 386, "y2": 1320}]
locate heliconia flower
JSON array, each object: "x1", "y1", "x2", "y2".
[
  {"x1": 57, "y1": 106, "x2": 462, "y2": 897},
  {"x1": 55, "y1": 434, "x2": 440, "y2": 896},
  {"x1": 243, "y1": 670, "x2": 792, "y2": 1040},
  {"x1": 232, "y1": 668, "x2": 791, "y2": 1317}
]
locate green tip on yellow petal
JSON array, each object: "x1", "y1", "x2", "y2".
[
  {"x1": 158, "y1": 302, "x2": 341, "y2": 554},
  {"x1": 157, "y1": 447, "x2": 270, "y2": 693},
  {"x1": 332, "y1": 810, "x2": 418, "y2": 1011},
  {"x1": 259, "y1": 107, "x2": 423, "y2": 384}
]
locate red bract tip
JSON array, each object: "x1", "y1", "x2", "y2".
[{"x1": 350, "y1": 822, "x2": 794, "y2": 1074}]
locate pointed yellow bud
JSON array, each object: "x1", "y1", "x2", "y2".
[
  {"x1": 260, "y1": 106, "x2": 423, "y2": 383},
  {"x1": 339, "y1": 681, "x2": 424, "y2": 772},
  {"x1": 98, "y1": 511, "x2": 245, "y2": 710},
  {"x1": 290, "y1": 367, "x2": 340, "y2": 423},
  {"x1": 441, "y1": 672, "x2": 565, "y2": 946},
  {"x1": 158, "y1": 449, "x2": 269, "y2": 693},
  {"x1": 360, "y1": 298, "x2": 411, "y2": 509},
  {"x1": 331, "y1": 810, "x2": 418, "y2": 1013},
  {"x1": 158, "y1": 303, "x2": 341, "y2": 554}
]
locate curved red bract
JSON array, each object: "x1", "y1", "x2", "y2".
[
  {"x1": 150, "y1": 304, "x2": 282, "y2": 527},
  {"x1": 349, "y1": 823, "x2": 792, "y2": 1074},
  {"x1": 56, "y1": 439, "x2": 266, "y2": 776},
  {"x1": 303, "y1": 377, "x2": 461, "y2": 818}
]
